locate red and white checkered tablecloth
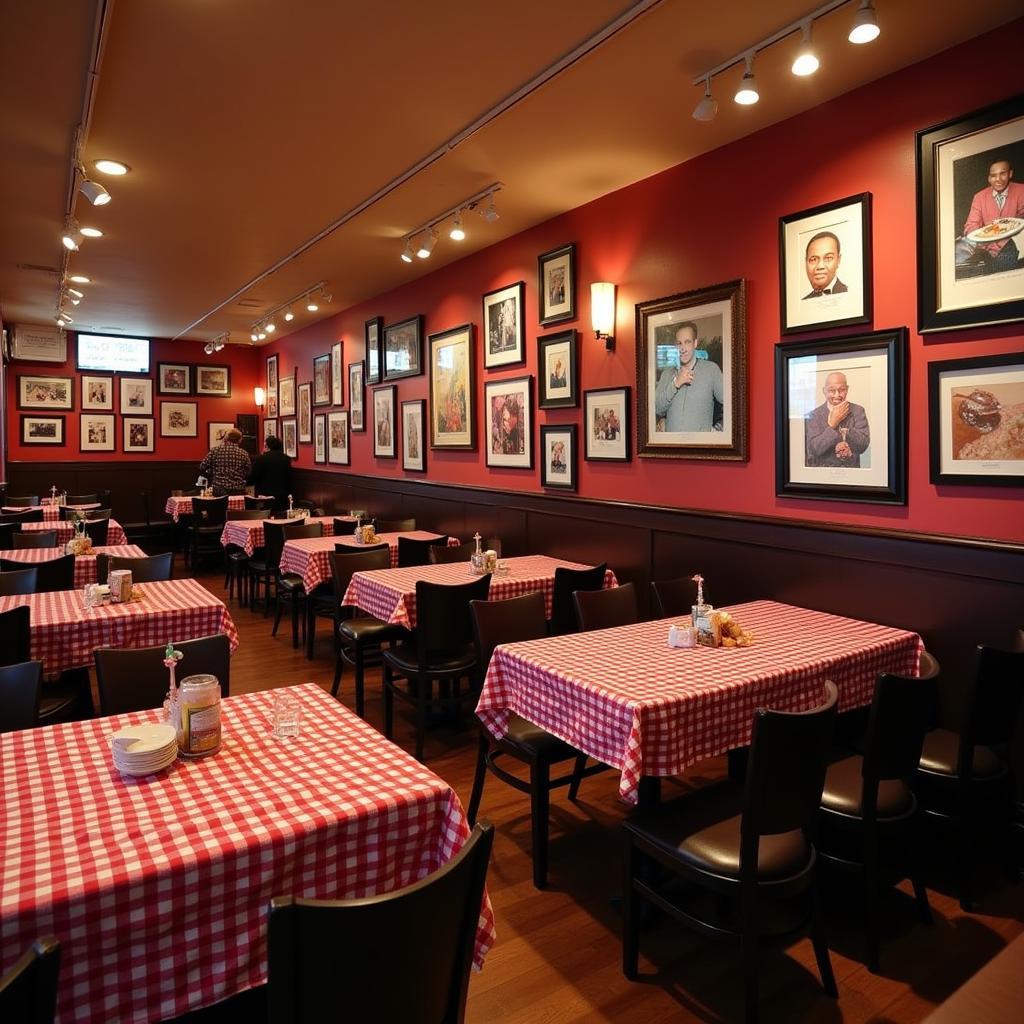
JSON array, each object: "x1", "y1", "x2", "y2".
[
  {"x1": 1, "y1": 503, "x2": 102, "y2": 523},
  {"x1": 164, "y1": 494, "x2": 248, "y2": 522},
  {"x1": 219, "y1": 515, "x2": 349, "y2": 556},
  {"x1": 476, "y1": 599, "x2": 923, "y2": 805},
  {"x1": 342, "y1": 555, "x2": 618, "y2": 630},
  {"x1": 0, "y1": 577, "x2": 239, "y2": 678},
  {"x1": 21, "y1": 519, "x2": 128, "y2": 546},
  {"x1": 0, "y1": 684, "x2": 495, "y2": 1023},
  {"x1": 0, "y1": 544, "x2": 146, "y2": 587}
]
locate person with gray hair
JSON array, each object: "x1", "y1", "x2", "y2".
[{"x1": 199, "y1": 426, "x2": 251, "y2": 495}]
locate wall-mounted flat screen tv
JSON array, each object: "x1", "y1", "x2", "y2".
[{"x1": 77, "y1": 333, "x2": 151, "y2": 374}]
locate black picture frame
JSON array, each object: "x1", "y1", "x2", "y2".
[
  {"x1": 538, "y1": 243, "x2": 577, "y2": 326},
  {"x1": 584, "y1": 386, "x2": 631, "y2": 462},
  {"x1": 119, "y1": 376, "x2": 153, "y2": 416},
  {"x1": 383, "y1": 314, "x2": 424, "y2": 381},
  {"x1": 194, "y1": 365, "x2": 231, "y2": 398},
  {"x1": 537, "y1": 329, "x2": 579, "y2": 409},
  {"x1": 80, "y1": 413, "x2": 115, "y2": 452},
  {"x1": 18, "y1": 374, "x2": 74, "y2": 411},
  {"x1": 20, "y1": 414, "x2": 65, "y2": 446},
  {"x1": 313, "y1": 412, "x2": 327, "y2": 464},
  {"x1": 312, "y1": 353, "x2": 331, "y2": 406},
  {"x1": 482, "y1": 281, "x2": 526, "y2": 370},
  {"x1": 365, "y1": 316, "x2": 383, "y2": 384},
  {"x1": 80, "y1": 374, "x2": 114, "y2": 411},
  {"x1": 159, "y1": 400, "x2": 198, "y2": 438},
  {"x1": 123, "y1": 416, "x2": 155, "y2": 453},
  {"x1": 297, "y1": 382, "x2": 312, "y2": 443},
  {"x1": 372, "y1": 384, "x2": 397, "y2": 459},
  {"x1": 484, "y1": 375, "x2": 533, "y2": 469},
  {"x1": 157, "y1": 363, "x2": 192, "y2": 396},
  {"x1": 349, "y1": 360, "x2": 366, "y2": 432},
  {"x1": 540, "y1": 424, "x2": 577, "y2": 491},
  {"x1": 401, "y1": 399, "x2": 427, "y2": 473}
]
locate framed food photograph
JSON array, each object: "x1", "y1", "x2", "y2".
[
  {"x1": 636, "y1": 279, "x2": 748, "y2": 461},
  {"x1": 538, "y1": 243, "x2": 576, "y2": 326},
  {"x1": 279, "y1": 375, "x2": 296, "y2": 417},
  {"x1": 208, "y1": 421, "x2": 235, "y2": 449},
  {"x1": 195, "y1": 364, "x2": 231, "y2": 397},
  {"x1": 123, "y1": 416, "x2": 155, "y2": 454},
  {"x1": 281, "y1": 418, "x2": 297, "y2": 459},
  {"x1": 429, "y1": 324, "x2": 476, "y2": 450},
  {"x1": 21, "y1": 414, "x2": 64, "y2": 446},
  {"x1": 160, "y1": 401, "x2": 198, "y2": 438},
  {"x1": 584, "y1": 386, "x2": 631, "y2": 462},
  {"x1": 349, "y1": 360, "x2": 365, "y2": 431},
  {"x1": 263, "y1": 418, "x2": 278, "y2": 442},
  {"x1": 372, "y1": 385, "x2": 397, "y2": 458},
  {"x1": 18, "y1": 374, "x2": 74, "y2": 411},
  {"x1": 918, "y1": 93, "x2": 1024, "y2": 333},
  {"x1": 331, "y1": 341, "x2": 344, "y2": 406},
  {"x1": 384, "y1": 314, "x2": 424, "y2": 381},
  {"x1": 313, "y1": 353, "x2": 331, "y2": 406},
  {"x1": 314, "y1": 413, "x2": 327, "y2": 464},
  {"x1": 157, "y1": 362, "x2": 192, "y2": 396},
  {"x1": 540, "y1": 424, "x2": 577, "y2": 490},
  {"x1": 266, "y1": 353, "x2": 278, "y2": 393},
  {"x1": 328, "y1": 410, "x2": 350, "y2": 466},
  {"x1": 80, "y1": 413, "x2": 115, "y2": 453},
  {"x1": 365, "y1": 316, "x2": 383, "y2": 385},
  {"x1": 537, "y1": 329, "x2": 579, "y2": 409},
  {"x1": 81, "y1": 374, "x2": 113, "y2": 411},
  {"x1": 485, "y1": 375, "x2": 533, "y2": 469},
  {"x1": 928, "y1": 350, "x2": 1024, "y2": 486},
  {"x1": 779, "y1": 192, "x2": 872, "y2": 335},
  {"x1": 401, "y1": 399, "x2": 426, "y2": 473},
  {"x1": 120, "y1": 376, "x2": 153, "y2": 415},
  {"x1": 297, "y1": 382, "x2": 312, "y2": 442},
  {"x1": 483, "y1": 281, "x2": 525, "y2": 370},
  {"x1": 775, "y1": 327, "x2": 907, "y2": 505}
]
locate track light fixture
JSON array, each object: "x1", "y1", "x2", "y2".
[
  {"x1": 791, "y1": 22, "x2": 820, "y2": 76},
  {"x1": 246, "y1": 281, "x2": 329, "y2": 341},
  {"x1": 849, "y1": 0, "x2": 880, "y2": 43},
  {"x1": 482, "y1": 194, "x2": 500, "y2": 223},
  {"x1": 692, "y1": 75, "x2": 718, "y2": 122},
  {"x1": 306, "y1": 294, "x2": 319, "y2": 312},
  {"x1": 79, "y1": 177, "x2": 111, "y2": 206},
  {"x1": 67, "y1": 287, "x2": 84, "y2": 299},
  {"x1": 265, "y1": 320, "x2": 276, "y2": 333},
  {"x1": 80, "y1": 226, "x2": 103, "y2": 238},
  {"x1": 251, "y1": 331, "x2": 259, "y2": 342},
  {"x1": 450, "y1": 213, "x2": 465, "y2": 241},
  {"x1": 734, "y1": 55, "x2": 759, "y2": 105},
  {"x1": 399, "y1": 183, "x2": 503, "y2": 263},
  {"x1": 401, "y1": 240, "x2": 414, "y2": 263},
  {"x1": 69, "y1": 274, "x2": 90, "y2": 284},
  {"x1": 416, "y1": 231, "x2": 438, "y2": 259},
  {"x1": 284, "y1": 306, "x2": 295, "y2": 321},
  {"x1": 93, "y1": 159, "x2": 129, "y2": 176}
]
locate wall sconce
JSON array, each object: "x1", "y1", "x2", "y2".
[
  {"x1": 591, "y1": 281, "x2": 616, "y2": 351},
  {"x1": 254, "y1": 386, "x2": 266, "y2": 409}
]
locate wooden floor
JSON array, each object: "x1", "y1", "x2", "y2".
[{"x1": 186, "y1": 558, "x2": 1023, "y2": 1023}]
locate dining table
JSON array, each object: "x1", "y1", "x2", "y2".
[
  {"x1": 164, "y1": 493, "x2": 251, "y2": 522},
  {"x1": 476, "y1": 599, "x2": 923, "y2": 805},
  {"x1": 0, "y1": 543, "x2": 147, "y2": 587},
  {"x1": 220, "y1": 514, "x2": 355, "y2": 557},
  {"x1": 0, "y1": 683, "x2": 495, "y2": 1023},
  {"x1": 2, "y1": 502, "x2": 101, "y2": 523},
  {"x1": 21, "y1": 518, "x2": 128, "y2": 546}
]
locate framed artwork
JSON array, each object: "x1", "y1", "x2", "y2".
[
  {"x1": 298, "y1": 382, "x2": 313, "y2": 442},
  {"x1": 365, "y1": 316, "x2": 383, "y2": 384},
  {"x1": 349, "y1": 361, "x2": 365, "y2": 431},
  {"x1": 313, "y1": 353, "x2": 331, "y2": 406},
  {"x1": 266, "y1": 353, "x2": 278, "y2": 393},
  {"x1": 266, "y1": 390, "x2": 278, "y2": 417},
  {"x1": 208, "y1": 421, "x2": 234, "y2": 449},
  {"x1": 429, "y1": 324, "x2": 476, "y2": 450},
  {"x1": 123, "y1": 416, "x2": 154, "y2": 453},
  {"x1": 331, "y1": 341, "x2": 344, "y2": 406},
  {"x1": 384, "y1": 314, "x2": 424, "y2": 381},
  {"x1": 636, "y1": 279, "x2": 748, "y2": 462},
  {"x1": 160, "y1": 401, "x2": 198, "y2": 438},
  {"x1": 537, "y1": 329, "x2": 579, "y2": 409},
  {"x1": 775, "y1": 327, "x2": 907, "y2": 505},
  {"x1": 279, "y1": 375, "x2": 296, "y2": 417},
  {"x1": 157, "y1": 362, "x2": 192, "y2": 396},
  {"x1": 11, "y1": 324, "x2": 66, "y2": 363},
  {"x1": 372, "y1": 385, "x2": 396, "y2": 458},
  {"x1": 328, "y1": 410, "x2": 350, "y2": 465},
  {"x1": 18, "y1": 374, "x2": 74, "y2": 411},
  {"x1": 918, "y1": 93, "x2": 1024, "y2": 333},
  {"x1": 483, "y1": 281, "x2": 525, "y2": 369},
  {"x1": 263, "y1": 418, "x2": 278, "y2": 441},
  {"x1": 21, "y1": 415, "x2": 64, "y2": 446},
  {"x1": 538, "y1": 243, "x2": 576, "y2": 326},
  {"x1": 928, "y1": 350, "x2": 1024, "y2": 487},
  {"x1": 485, "y1": 375, "x2": 533, "y2": 469},
  {"x1": 401, "y1": 399, "x2": 426, "y2": 473},
  {"x1": 314, "y1": 413, "x2": 327, "y2": 464},
  {"x1": 195, "y1": 364, "x2": 231, "y2": 397},
  {"x1": 779, "y1": 192, "x2": 872, "y2": 335},
  {"x1": 79, "y1": 413, "x2": 114, "y2": 453},
  {"x1": 81, "y1": 374, "x2": 113, "y2": 411},
  {"x1": 281, "y1": 418, "x2": 297, "y2": 458},
  {"x1": 584, "y1": 386, "x2": 631, "y2": 462},
  {"x1": 540, "y1": 424, "x2": 577, "y2": 491},
  {"x1": 120, "y1": 376, "x2": 153, "y2": 415}
]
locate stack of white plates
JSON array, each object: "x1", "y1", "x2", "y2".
[{"x1": 111, "y1": 723, "x2": 178, "y2": 777}]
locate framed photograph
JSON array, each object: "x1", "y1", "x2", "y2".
[
  {"x1": 537, "y1": 329, "x2": 579, "y2": 408},
  {"x1": 918, "y1": 94, "x2": 1024, "y2": 333},
  {"x1": 160, "y1": 401, "x2": 198, "y2": 438},
  {"x1": 263, "y1": 418, "x2": 278, "y2": 441},
  {"x1": 401, "y1": 399, "x2": 426, "y2": 473},
  {"x1": 485, "y1": 375, "x2": 533, "y2": 469},
  {"x1": 279, "y1": 375, "x2": 296, "y2": 417},
  {"x1": 208, "y1": 420, "x2": 235, "y2": 449},
  {"x1": 281, "y1": 418, "x2": 297, "y2": 459},
  {"x1": 584, "y1": 386, "x2": 631, "y2": 462},
  {"x1": 314, "y1": 413, "x2": 327, "y2": 464},
  {"x1": 928, "y1": 351, "x2": 1024, "y2": 486},
  {"x1": 266, "y1": 353, "x2": 278, "y2": 393},
  {"x1": 266, "y1": 390, "x2": 278, "y2": 417},
  {"x1": 540, "y1": 424, "x2": 577, "y2": 490},
  {"x1": 372, "y1": 385, "x2": 396, "y2": 458},
  {"x1": 123, "y1": 416, "x2": 154, "y2": 453},
  {"x1": 538, "y1": 243, "x2": 576, "y2": 326},
  {"x1": 365, "y1": 316, "x2": 383, "y2": 385},
  {"x1": 384, "y1": 315, "x2": 424, "y2": 381},
  {"x1": 328, "y1": 410, "x2": 350, "y2": 466},
  {"x1": 157, "y1": 362, "x2": 192, "y2": 396},
  {"x1": 779, "y1": 192, "x2": 872, "y2": 335},
  {"x1": 331, "y1": 341, "x2": 344, "y2": 406},
  {"x1": 120, "y1": 376, "x2": 153, "y2": 415},
  {"x1": 297, "y1": 382, "x2": 312, "y2": 442},
  {"x1": 636, "y1": 279, "x2": 748, "y2": 462},
  {"x1": 195, "y1": 364, "x2": 231, "y2": 397},
  {"x1": 429, "y1": 324, "x2": 476, "y2": 450},
  {"x1": 11, "y1": 324, "x2": 66, "y2": 363},
  {"x1": 349, "y1": 361, "x2": 365, "y2": 431},
  {"x1": 313, "y1": 353, "x2": 331, "y2": 406},
  {"x1": 79, "y1": 413, "x2": 114, "y2": 453},
  {"x1": 81, "y1": 374, "x2": 113, "y2": 411},
  {"x1": 18, "y1": 374, "x2": 74, "y2": 411},
  {"x1": 775, "y1": 327, "x2": 907, "y2": 505},
  {"x1": 483, "y1": 281, "x2": 525, "y2": 370},
  {"x1": 21, "y1": 415, "x2": 64, "y2": 446}
]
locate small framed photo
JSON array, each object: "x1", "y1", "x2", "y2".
[
  {"x1": 429, "y1": 324, "x2": 476, "y2": 450},
  {"x1": 266, "y1": 353, "x2": 278, "y2": 393},
  {"x1": 540, "y1": 424, "x2": 577, "y2": 491},
  {"x1": 401, "y1": 399, "x2": 426, "y2": 473},
  {"x1": 11, "y1": 324, "x2": 66, "y2": 363},
  {"x1": 160, "y1": 401, "x2": 198, "y2": 438},
  {"x1": 328, "y1": 410, "x2": 350, "y2": 465},
  {"x1": 331, "y1": 341, "x2": 344, "y2": 406},
  {"x1": 281, "y1": 418, "x2": 297, "y2": 458},
  {"x1": 384, "y1": 315, "x2": 424, "y2": 381},
  {"x1": 365, "y1": 316, "x2": 383, "y2": 385},
  {"x1": 279, "y1": 375, "x2": 296, "y2": 417},
  {"x1": 483, "y1": 281, "x2": 525, "y2": 370},
  {"x1": 485, "y1": 375, "x2": 533, "y2": 469},
  {"x1": 779, "y1": 192, "x2": 872, "y2": 335},
  {"x1": 123, "y1": 416, "x2": 155, "y2": 453},
  {"x1": 79, "y1": 413, "x2": 115, "y2": 452},
  {"x1": 313, "y1": 353, "x2": 331, "y2": 406},
  {"x1": 195, "y1": 364, "x2": 231, "y2": 397},
  {"x1": 21, "y1": 414, "x2": 64, "y2": 446},
  {"x1": 120, "y1": 376, "x2": 153, "y2": 415},
  {"x1": 584, "y1": 386, "x2": 631, "y2": 462},
  {"x1": 928, "y1": 351, "x2": 1024, "y2": 487},
  {"x1": 537, "y1": 329, "x2": 579, "y2": 408},
  {"x1": 538, "y1": 243, "x2": 576, "y2": 326},
  {"x1": 775, "y1": 327, "x2": 907, "y2": 505},
  {"x1": 263, "y1": 418, "x2": 278, "y2": 441},
  {"x1": 81, "y1": 374, "x2": 113, "y2": 411},
  {"x1": 18, "y1": 374, "x2": 74, "y2": 411},
  {"x1": 314, "y1": 413, "x2": 327, "y2": 464},
  {"x1": 157, "y1": 362, "x2": 192, "y2": 396},
  {"x1": 297, "y1": 382, "x2": 312, "y2": 442},
  {"x1": 373, "y1": 385, "x2": 397, "y2": 458},
  {"x1": 349, "y1": 361, "x2": 365, "y2": 431},
  {"x1": 266, "y1": 390, "x2": 278, "y2": 418},
  {"x1": 208, "y1": 421, "x2": 235, "y2": 449}
]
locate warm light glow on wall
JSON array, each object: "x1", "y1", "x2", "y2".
[
  {"x1": 591, "y1": 281, "x2": 617, "y2": 350},
  {"x1": 254, "y1": 386, "x2": 266, "y2": 408}
]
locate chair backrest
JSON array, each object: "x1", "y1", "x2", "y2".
[
  {"x1": 0, "y1": 936, "x2": 61, "y2": 1023},
  {"x1": 66, "y1": 494, "x2": 98, "y2": 505},
  {"x1": 333, "y1": 517, "x2": 359, "y2": 536},
  {"x1": 470, "y1": 592, "x2": 546, "y2": 676},
  {"x1": 329, "y1": 546, "x2": 391, "y2": 604},
  {"x1": 376, "y1": 517, "x2": 416, "y2": 534},
  {"x1": 97, "y1": 552, "x2": 174, "y2": 585},
  {"x1": 0, "y1": 661, "x2": 43, "y2": 733},
  {"x1": 650, "y1": 576, "x2": 695, "y2": 618},
  {"x1": 267, "y1": 822, "x2": 493, "y2": 1024},
  {"x1": 244, "y1": 496, "x2": 275, "y2": 510},
  {"x1": 960, "y1": 642, "x2": 1024, "y2": 766},
  {"x1": 11, "y1": 532, "x2": 57, "y2": 550},
  {"x1": 0, "y1": 522, "x2": 15, "y2": 550},
  {"x1": 862, "y1": 665, "x2": 936, "y2": 787},
  {"x1": 398, "y1": 534, "x2": 448, "y2": 568},
  {"x1": 84, "y1": 508, "x2": 111, "y2": 521},
  {"x1": 286, "y1": 522, "x2": 324, "y2": 541},
  {"x1": 549, "y1": 563, "x2": 608, "y2": 635},
  {"x1": 262, "y1": 521, "x2": 290, "y2": 569},
  {"x1": 80, "y1": 519, "x2": 109, "y2": 547},
  {"x1": 415, "y1": 575, "x2": 492, "y2": 664},
  {"x1": 0, "y1": 568, "x2": 38, "y2": 596},
  {"x1": 24, "y1": 555, "x2": 75, "y2": 594},
  {"x1": 191, "y1": 496, "x2": 229, "y2": 528},
  {"x1": 0, "y1": 606, "x2": 31, "y2": 667},
  {"x1": 2, "y1": 496, "x2": 39, "y2": 507},
  {"x1": 429, "y1": 542, "x2": 475, "y2": 565},
  {"x1": 227, "y1": 508, "x2": 268, "y2": 521},
  {"x1": 573, "y1": 582, "x2": 638, "y2": 632},
  {"x1": 0, "y1": 509, "x2": 44, "y2": 524},
  {"x1": 94, "y1": 633, "x2": 231, "y2": 715}
]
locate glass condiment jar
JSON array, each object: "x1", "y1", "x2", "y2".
[{"x1": 175, "y1": 674, "x2": 222, "y2": 758}]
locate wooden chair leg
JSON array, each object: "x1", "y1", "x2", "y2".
[
  {"x1": 864, "y1": 842, "x2": 881, "y2": 974},
  {"x1": 354, "y1": 645, "x2": 365, "y2": 719},
  {"x1": 414, "y1": 676, "x2": 428, "y2": 762},
  {"x1": 567, "y1": 753, "x2": 588, "y2": 802},
  {"x1": 741, "y1": 926, "x2": 760, "y2": 1024},
  {"x1": 912, "y1": 872, "x2": 933, "y2": 926},
  {"x1": 272, "y1": 591, "x2": 285, "y2": 636},
  {"x1": 291, "y1": 597, "x2": 301, "y2": 649},
  {"x1": 331, "y1": 650, "x2": 344, "y2": 699},
  {"x1": 306, "y1": 603, "x2": 316, "y2": 660},
  {"x1": 958, "y1": 816, "x2": 975, "y2": 912},
  {"x1": 383, "y1": 664, "x2": 394, "y2": 739},
  {"x1": 467, "y1": 733, "x2": 489, "y2": 825},
  {"x1": 529, "y1": 761, "x2": 551, "y2": 889},
  {"x1": 622, "y1": 836, "x2": 640, "y2": 980},
  {"x1": 811, "y1": 884, "x2": 838, "y2": 998}
]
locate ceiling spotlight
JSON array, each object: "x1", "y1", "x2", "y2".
[
  {"x1": 58, "y1": 313, "x2": 72, "y2": 324},
  {"x1": 416, "y1": 231, "x2": 438, "y2": 259},
  {"x1": 320, "y1": 290, "x2": 332, "y2": 304},
  {"x1": 266, "y1": 321, "x2": 276, "y2": 333},
  {"x1": 70, "y1": 297, "x2": 81, "y2": 306},
  {"x1": 849, "y1": 0, "x2": 880, "y2": 44},
  {"x1": 482, "y1": 195, "x2": 499, "y2": 223},
  {"x1": 93, "y1": 159, "x2": 129, "y2": 176},
  {"x1": 400, "y1": 240, "x2": 414, "y2": 263},
  {"x1": 205, "y1": 342, "x2": 215, "y2": 355},
  {"x1": 791, "y1": 22, "x2": 819, "y2": 76},
  {"x1": 79, "y1": 178, "x2": 111, "y2": 206},
  {"x1": 284, "y1": 306, "x2": 295, "y2": 321},
  {"x1": 450, "y1": 213, "x2": 466, "y2": 241},
  {"x1": 80, "y1": 226, "x2": 103, "y2": 238},
  {"x1": 251, "y1": 331, "x2": 259, "y2": 342},
  {"x1": 61, "y1": 220, "x2": 82, "y2": 251},
  {"x1": 258, "y1": 331, "x2": 267, "y2": 340},
  {"x1": 734, "y1": 54, "x2": 759, "y2": 106},
  {"x1": 69, "y1": 274, "x2": 90, "y2": 284},
  {"x1": 306, "y1": 294, "x2": 319, "y2": 312},
  {"x1": 692, "y1": 75, "x2": 718, "y2": 122},
  {"x1": 67, "y1": 287, "x2": 84, "y2": 298}
]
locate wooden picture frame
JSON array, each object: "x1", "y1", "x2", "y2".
[
  {"x1": 365, "y1": 316, "x2": 383, "y2": 385},
  {"x1": 349, "y1": 360, "x2": 365, "y2": 431},
  {"x1": 157, "y1": 362, "x2": 192, "y2": 396},
  {"x1": 18, "y1": 374, "x2": 74, "y2": 411},
  {"x1": 207, "y1": 421, "x2": 235, "y2": 449},
  {"x1": 384, "y1": 314, "x2": 424, "y2": 381},
  {"x1": 313, "y1": 353, "x2": 332, "y2": 406},
  {"x1": 21, "y1": 414, "x2": 65, "y2": 446},
  {"x1": 372, "y1": 385, "x2": 397, "y2": 458},
  {"x1": 429, "y1": 324, "x2": 476, "y2": 450},
  {"x1": 297, "y1": 382, "x2": 313, "y2": 443},
  {"x1": 328, "y1": 410, "x2": 350, "y2": 465},
  {"x1": 538, "y1": 243, "x2": 576, "y2": 326},
  {"x1": 195, "y1": 365, "x2": 231, "y2": 397},
  {"x1": 314, "y1": 412, "x2": 327, "y2": 464},
  {"x1": 401, "y1": 399, "x2": 426, "y2": 473},
  {"x1": 278, "y1": 375, "x2": 296, "y2": 417},
  {"x1": 263, "y1": 418, "x2": 278, "y2": 441},
  {"x1": 281, "y1": 418, "x2": 297, "y2": 458},
  {"x1": 331, "y1": 341, "x2": 344, "y2": 406}
]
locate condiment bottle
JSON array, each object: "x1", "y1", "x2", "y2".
[{"x1": 176, "y1": 674, "x2": 222, "y2": 758}]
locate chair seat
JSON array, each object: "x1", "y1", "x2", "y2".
[
  {"x1": 820, "y1": 755, "x2": 915, "y2": 819},
  {"x1": 278, "y1": 573, "x2": 305, "y2": 592},
  {"x1": 248, "y1": 558, "x2": 269, "y2": 573},
  {"x1": 383, "y1": 642, "x2": 476, "y2": 675},
  {"x1": 918, "y1": 728, "x2": 1001, "y2": 779},
  {"x1": 502, "y1": 713, "x2": 580, "y2": 762},
  {"x1": 339, "y1": 615, "x2": 405, "y2": 645}
]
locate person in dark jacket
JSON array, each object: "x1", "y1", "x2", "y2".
[{"x1": 247, "y1": 435, "x2": 293, "y2": 513}]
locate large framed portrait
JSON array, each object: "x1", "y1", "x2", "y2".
[
  {"x1": 584, "y1": 386, "x2": 631, "y2": 462},
  {"x1": 328, "y1": 410, "x2": 349, "y2": 465},
  {"x1": 18, "y1": 375, "x2": 74, "y2": 411},
  {"x1": 207, "y1": 421, "x2": 234, "y2": 449},
  {"x1": 331, "y1": 341, "x2": 344, "y2": 406},
  {"x1": 123, "y1": 416, "x2": 154, "y2": 453},
  {"x1": 80, "y1": 413, "x2": 115, "y2": 452},
  {"x1": 195, "y1": 365, "x2": 231, "y2": 397},
  {"x1": 120, "y1": 376, "x2": 153, "y2": 415},
  {"x1": 365, "y1": 316, "x2": 383, "y2": 384},
  {"x1": 538, "y1": 243, "x2": 576, "y2": 326},
  {"x1": 349, "y1": 360, "x2": 365, "y2": 431},
  {"x1": 281, "y1": 418, "x2": 297, "y2": 459},
  {"x1": 429, "y1": 324, "x2": 475, "y2": 450},
  {"x1": 313, "y1": 353, "x2": 331, "y2": 406},
  {"x1": 157, "y1": 363, "x2": 191, "y2": 396},
  {"x1": 537, "y1": 329, "x2": 578, "y2": 409},
  {"x1": 483, "y1": 281, "x2": 525, "y2": 370},
  {"x1": 918, "y1": 93, "x2": 1024, "y2": 333},
  {"x1": 278, "y1": 375, "x2": 296, "y2": 417},
  {"x1": 21, "y1": 415, "x2": 64, "y2": 446},
  {"x1": 297, "y1": 382, "x2": 312, "y2": 443},
  {"x1": 775, "y1": 327, "x2": 907, "y2": 505},
  {"x1": 779, "y1": 192, "x2": 872, "y2": 335},
  {"x1": 314, "y1": 413, "x2": 327, "y2": 464},
  {"x1": 636, "y1": 279, "x2": 748, "y2": 461},
  {"x1": 485, "y1": 375, "x2": 533, "y2": 469},
  {"x1": 384, "y1": 315, "x2": 423, "y2": 381},
  {"x1": 401, "y1": 399, "x2": 427, "y2": 473},
  {"x1": 160, "y1": 401, "x2": 198, "y2": 438},
  {"x1": 540, "y1": 424, "x2": 577, "y2": 491},
  {"x1": 81, "y1": 374, "x2": 113, "y2": 411},
  {"x1": 928, "y1": 351, "x2": 1024, "y2": 487},
  {"x1": 263, "y1": 418, "x2": 278, "y2": 442},
  {"x1": 373, "y1": 385, "x2": 397, "y2": 458}
]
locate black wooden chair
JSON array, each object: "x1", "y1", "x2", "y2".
[
  {"x1": 397, "y1": 533, "x2": 449, "y2": 567},
  {"x1": 548, "y1": 562, "x2": 608, "y2": 636},
  {"x1": 1, "y1": 557, "x2": 75, "y2": 593},
  {"x1": 574, "y1": 582, "x2": 639, "y2": 631},
  {"x1": 650, "y1": 576, "x2": 696, "y2": 618},
  {"x1": 270, "y1": 522, "x2": 323, "y2": 649},
  {"x1": 244, "y1": 496, "x2": 275, "y2": 510},
  {"x1": 428, "y1": 542, "x2": 476, "y2": 565},
  {"x1": 188, "y1": 496, "x2": 229, "y2": 568},
  {"x1": 223, "y1": 509, "x2": 269, "y2": 602},
  {"x1": 0, "y1": 522, "x2": 16, "y2": 549},
  {"x1": 0, "y1": 660, "x2": 43, "y2": 732},
  {"x1": 376, "y1": 517, "x2": 416, "y2": 533},
  {"x1": 333, "y1": 517, "x2": 362, "y2": 537},
  {"x1": 0, "y1": 568, "x2": 39, "y2": 597},
  {"x1": 0, "y1": 936, "x2": 61, "y2": 1024},
  {"x1": 11, "y1": 531, "x2": 57, "y2": 549},
  {"x1": 81, "y1": 518, "x2": 111, "y2": 547},
  {"x1": 96, "y1": 552, "x2": 173, "y2": 584},
  {"x1": 0, "y1": 509, "x2": 44, "y2": 525},
  {"x1": 249, "y1": 520, "x2": 295, "y2": 614},
  {"x1": 66, "y1": 493, "x2": 98, "y2": 505},
  {"x1": 2, "y1": 495, "x2": 39, "y2": 507}
]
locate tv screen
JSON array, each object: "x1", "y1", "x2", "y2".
[{"x1": 77, "y1": 334, "x2": 151, "y2": 374}]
